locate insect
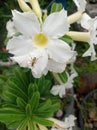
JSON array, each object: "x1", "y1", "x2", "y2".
[{"x1": 31, "y1": 57, "x2": 37, "y2": 66}]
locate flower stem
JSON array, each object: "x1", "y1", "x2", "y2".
[
  {"x1": 52, "y1": 73, "x2": 63, "y2": 85},
  {"x1": 67, "y1": 11, "x2": 83, "y2": 24},
  {"x1": 66, "y1": 31, "x2": 90, "y2": 42}
]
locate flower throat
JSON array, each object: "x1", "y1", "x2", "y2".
[{"x1": 34, "y1": 33, "x2": 48, "y2": 47}]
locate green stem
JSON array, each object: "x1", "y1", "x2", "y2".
[{"x1": 52, "y1": 73, "x2": 63, "y2": 85}]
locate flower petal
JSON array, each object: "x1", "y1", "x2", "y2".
[
  {"x1": 89, "y1": 17, "x2": 97, "y2": 45},
  {"x1": 12, "y1": 10, "x2": 40, "y2": 37},
  {"x1": 30, "y1": 50, "x2": 48, "y2": 78},
  {"x1": 79, "y1": 13, "x2": 91, "y2": 30},
  {"x1": 11, "y1": 55, "x2": 29, "y2": 67},
  {"x1": 50, "y1": 85, "x2": 66, "y2": 98},
  {"x1": 7, "y1": 36, "x2": 35, "y2": 56},
  {"x1": 6, "y1": 20, "x2": 18, "y2": 37},
  {"x1": 11, "y1": 49, "x2": 48, "y2": 78},
  {"x1": 83, "y1": 43, "x2": 97, "y2": 61},
  {"x1": 48, "y1": 39, "x2": 75, "y2": 63},
  {"x1": 47, "y1": 59, "x2": 66, "y2": 73},
  {"x1": 42, "y1": 9, "x2": 69, "y2": 38},
  {"x1": 73, "y1": 0, "x2": 86, "y2": 11}
]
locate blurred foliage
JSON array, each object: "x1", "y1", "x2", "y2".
[
  {"x1": 66, "y1": 0, "x2": 75, "y2": 10},
  {"x1": 0, "y1": 66, "x2": 60, "y2": 130},
  {"x1": 0, "y1": 0, "x2": 19, "y2": 47}
]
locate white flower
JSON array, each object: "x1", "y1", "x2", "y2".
[
  {"x1": 76, "y1": 12, "x2": 97, "y2": 61},
  {"x1": 79, "y1": 13, "x2": 91, "y2": 30},
  {"x1": 83, "y1": 42, "x2": 97, "y2": 61},
  {"x1": 88, "y1": 17, "x2": 97, "y2": 45},
  {"x1": 50, "y1": 68, "x2": 77, "y2": 98},
  {"x1": 50, "y1": 84, "x2": 66, "y2": 98},
  {"x1": 64, "y1": 115, "x2": 76, "y2": 130},
  {"x1": 73, "y1": 0, "x2": 87, "y2": 11},
  {"x1": 7, "y1": 9, "x2": 75, "y2": 78},
  {"x1": 82, "y1": 16, "x2": 97, "y2": 61},
  {"x1": 6, "y1": 20, "x2": 18, "y2": 37},
  {"x1": 49, "y1": 115, "x2": 76, "y2": 130}
]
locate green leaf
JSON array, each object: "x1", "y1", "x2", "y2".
[
  {"x1": 48, "y1": 102, "x2": 60, "y2": 112},
  {"x1": 35, "y1": 111, "x2": 54, "y2": 118},
  {"x1": 7, "y1": 121, "x2": 20, "y2": 130},
  {"x1": 26, "y1": 104, "x2": 32, "y2": 118},
  {"x1": 3, "y1": 91, "x2": 16, "y2": 103},
  {"x1": 0, "y1": 114, "x2": 25, "y2": 123},
  {"x1": 32, "y1": 116, "x2": 54, "y2": 126},
  {"x1": 17, "y1": 117, "x2": 28, "y2": 130},
  {"x1": 36, "y1": 101, "x2": 60, "y2": 118},
  {"x1": 7, "y1": 80, "x2": 28, "y2": 102},
  {"x1": 0, "y1": 107, "x2": 24, "y2": 114},
  {"x1": 2, "y1": 103, "x2": 18, "y2": 109},
  {"x1": 16, "y1": 97, "x2": 26, "y2": 109},
  {"x1": 38, "y1": 100, "x2": 59, "y2": 113},
  {"x1": 60, "y1": 35, "x2": 73, "y2": 45},
  {"x1": 28, "y1": 120, "x2": 34, "y2": 130},
  {"x1": 28, "y1": 83, "x2": 38, "y2": 99},
  {"x1": 37, "y1": 99, "x2": 52, "y2": 111},
  {"x1": 13, "y1": 67, "x2": 29, "y2": 92},
  {"x1": 0, "y1": 108, "x2": 25, "y2": 122},
  {"x1": 12, "y1": 78, "x2": 27, "y2": 94},
  {"x1": 50, "y1": 2, "x2": 62, "y2": 13},
  {"x1": 58, "y1": 71, "x2": 68, "y2": 83},
  {"x1": 30, "y1": 92, "x2": 40, "y2": 111},
  {"x1": 0, "y1": 76, "x2": 7, "y2": 96},
  {"x1": 35, "y1": 77, "x2": 51, "y2": 97}
]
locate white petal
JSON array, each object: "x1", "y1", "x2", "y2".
[
  {"x1": 43, "y1": 9, "x2": 69, "y2": 38},
  {"x1": 11, "y1": 55, "x2": 29, "y2": 67},
  {"x1": 50, "y1": 85, "x2": 66, "y2": 98},
  {"x1": 83, "y1": 47, "x2": 91, "y2": 57},
  {"x1": 29, "y1": 49, "x2": 48, "y2": 78},
  {"x1": 11, "y1": 49, "x2": 48, "y2": 78},
  {"x1": 48, "y1": 39, "x2": 75, "y2": 63},
  {"x1": 47, "y1": 60, "x2": 66, "y2": 73},
  {"x1": 89, "y1": 17, "x2": 97, "y2": 45},
  {"x1": 73, "y1": 0, "x2": 86, "y2": 11},
  {"x1": 64, "y1": 115, "x2": 76, "y2": 128},
  {"x1": 80, "y1": 13, "x2": 91, "y2": 30},
  {"x1": 83, "y1": 43, "x2": 97, "y2": 61},
  {"x1": 7, "y1": 36, "x2": 35, "y2": 56},
  {"x1": 12, "y1": 10, "x2": 40, "y2": 37},
  {"x1": 6, "y1": 20, "x2": 18, "y2": 37}
]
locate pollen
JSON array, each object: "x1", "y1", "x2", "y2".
[{"x1": 34, "y1": 33, "x2": 48, "y2": 47}]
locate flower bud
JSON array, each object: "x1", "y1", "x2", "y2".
[
  {"x1": 17, "y1": 0, "x2": 32, "y2": 12},
  {"x1": 29, "y1": 0, "x2": 42, "y2": 19}
]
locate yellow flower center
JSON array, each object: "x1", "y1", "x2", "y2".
[{"x1": 34, "y1": 33, "x2": 48, "y2": 47}]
